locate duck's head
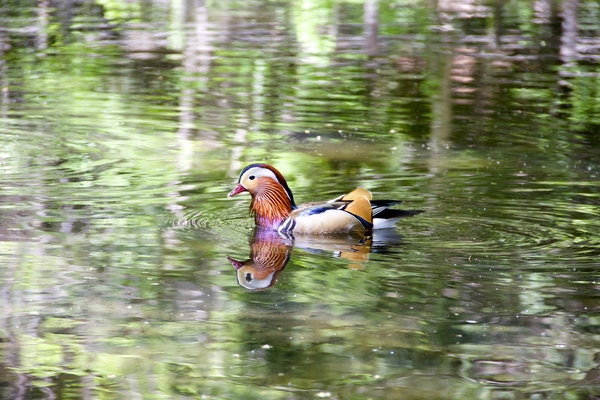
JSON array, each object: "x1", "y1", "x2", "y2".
[
  {"x1": 228, "y1": 163, "x2": 296, "y2": 206},
  {"x1": 227, "y1": 257, "x2": 282, "y2": 291},
  {"x1": 226, "y1": 229, "x2": 292, "y2": 291}
]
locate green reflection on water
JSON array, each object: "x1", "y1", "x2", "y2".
[{"x1": 1, "y1": 0, "x2": 600, "y2": 399}]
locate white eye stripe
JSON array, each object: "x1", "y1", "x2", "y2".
[
  {"x1": 241, "y1": 167, "x2": 280, "y2": 184},
  {"x1": 239, "y1": 166, "x2": 296, "y2": 206}
]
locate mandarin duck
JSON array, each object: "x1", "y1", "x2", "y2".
[{"x1": 228, "y1": 163, "x2": 423, "y2": 235}]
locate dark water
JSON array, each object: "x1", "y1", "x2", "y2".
[{"x1": 1, "y1": 1, "x2": 600, "y2": 399}]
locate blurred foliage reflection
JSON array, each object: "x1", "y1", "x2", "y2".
[{"x1": 0, "y1": 0, "x2": 599, "y2": 399}]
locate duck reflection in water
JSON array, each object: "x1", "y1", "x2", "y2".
[
  {"x1": 227, "y1": 228, "x2": 293, "y2": 291},
  {"x1": 227, "y1": 227, "x2": 402, "y2": 291}
]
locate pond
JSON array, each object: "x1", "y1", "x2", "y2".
[{"x1": 1, "y1": 0, "x2": 599, "y2": 399}]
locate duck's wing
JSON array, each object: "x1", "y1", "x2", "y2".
[
  {"x1": 278, "y1": 194, "x2": 373, "y2": 234},
  {"x1": 372, "y1": 208, "x2": 424, "y2": 229}
]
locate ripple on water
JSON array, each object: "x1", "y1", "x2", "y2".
[
  {"x1": 412, "y1": 194, "x2": 600, "y2": 269},
  {"x1": 159, "y1": 205, "x2": 256, "y2": 246}
]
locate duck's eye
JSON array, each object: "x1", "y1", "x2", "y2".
[
  {"x1": 248, "y1": 175, "x2": 256, "y2": 180},
  {"x1": 245, "y1": 273, "x2": 253, "y2": 282}
]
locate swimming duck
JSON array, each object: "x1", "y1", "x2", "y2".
[{"x1": 228, "y1": 163, "x2": 423, "y2": 235}]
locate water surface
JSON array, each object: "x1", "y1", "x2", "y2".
[{"x1": 1, "y1": 1, "x2": 599, "y2": 399}]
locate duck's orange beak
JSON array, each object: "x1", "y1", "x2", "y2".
[
  {"x1": 228, "y1": 183, "x2": 247, "y2": 197},
  {"x1": 226, "y1": 256, "x2": 245, "y2": 270}
]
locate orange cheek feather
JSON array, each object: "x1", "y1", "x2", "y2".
[{"x1": 251, "y1": 179, "x2": 294, "y2": 228}]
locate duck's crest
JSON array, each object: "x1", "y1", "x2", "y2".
[{"x1": 241, "y1": 163, "x2": 296, "y2": 208}]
